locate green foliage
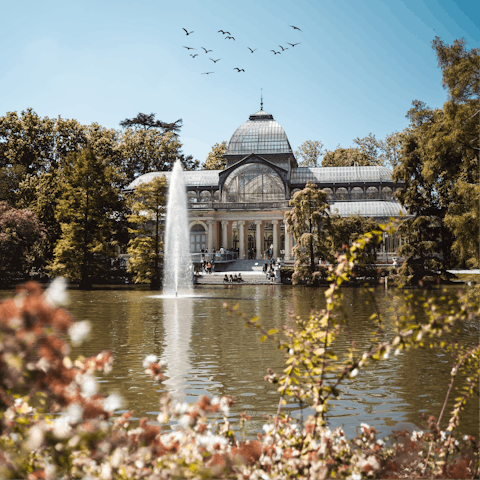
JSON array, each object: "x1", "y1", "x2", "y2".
[
  {"x1": 119, "y1": 129, "x2": 182, "y2": 184},
  {"x1": 394, "y1": 37, "x2": 479, "y2": 272},
  {"x1": 284, "y1": 182, "x2": 331, "y2": 285},
  {"x1": 203, "y1": 141, "x2": 227, "y2": 170},
  {"x1": 322, "y1": 146, "x2": 376, "y2": 167},
  {"x1": 0, "y1": 202, "x2": 45, "y2": 284},
  {"x1": 294, "y1": 140, "x2": 325, "y2": 166},
  {"x1": 352, "y1": 132, "x2": 385, "y2": 166},
  {"x1": 126, "y1": 175, "x2": 167, "y2": 288},
  {"x1": 47, "y1": 147, "x2": 122, "y2": 288}
]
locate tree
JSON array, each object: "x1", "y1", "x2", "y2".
[
  {"x1": 394, "y1": 37, "x2": 479, "y2": 272},
  {"x1": 0, "y1": 109, "x2": 55, "y2": 203},
  {"x1": 321, "y1": 147, "x2": 374, "y2": 167},
  {"x1": 126, "y1": 176, "x2": 167, "y2": 289},
  {"x1": 120, "y1": 112, "x2": 183, "y2": 134},
  {"x1": 352, "y1": 133, "x2": 384, "y2": 166},
  {"x1": 377, "y1": 131, "x2": 407, "y2": 169},
  {"x1": 295, "y1": 140, "x2": 324, "y2": 167},
  {"x1": 284, "y1": 182, "x2": 331, "y2": 285},
  {"x1": 119, "y1": 129, "x2": 183, "y2": 183},
  {"x1": 47, "y1": 147, "x2": 122, "y2": 289},
  {"x1": 0, "y1": 202, "x2": 45, "y2": 284},
  {"x1": 327, "y1": 215, "x2": 380, "y2": 263},
  {"x1": 204, "y1": 141, "x2": 227, "y2": 170}
]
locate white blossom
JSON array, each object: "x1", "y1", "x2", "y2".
[
  {"x1": 350, "y1": 368, "x2": 359, "y2": 378},
  {"x1": 69, "y1": 321, "x2": 91, "y2": 346},
  {"x1": 411, "y1": 430, "x2": 424, "y2": 441},
  {"x1": 142, "y1": 354, "x2": 157, "y2": 368},
  {"x1": 81, "y1": 375, "x2": 98, "y2": 397},
  {"x1": 100, "y1": 462, "x2": 112, "y2": 480},
  {"x1": 27, "y1": 425, "x2": 45, "y2": 450},
  {"x1": 65, "y1": 403, "x2": 83, "y2": 424},
  {"x1": 53, "y1": 417, "x2": 72, "y2": 438},
  {"x1": 45, "y1": 277, "x2": 68, "y2": 306},
  {"x1": 104, "y1": 394, "x2": 122, "y2": 412}
]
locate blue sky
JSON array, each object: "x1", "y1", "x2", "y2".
[{"x1": 2, "y1": 0, "x2": 479, "y2": 165}]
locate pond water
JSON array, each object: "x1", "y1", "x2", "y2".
[{"x1": 2, "y1": 284, "x2": 478, "y2": 439}]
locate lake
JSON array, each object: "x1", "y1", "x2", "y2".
[{"x1": 1, "y1": 283, "x2": 477, "y2": 439}]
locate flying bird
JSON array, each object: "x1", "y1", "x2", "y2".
[
  {"x1": 202, "y1": 72, "x2": 214, "y2": 74},
  {"x1": 271, "y1": 50, "x2": 281, "y2": 54},
  {"x1": 182, "y1": 28, "x2": 194, "y2": 35},
  {"x1": 248, "y1": 47, "x2": 257, "y2": 53},
  {"x1": 278, "y1": 45, "x2": 288, "y2": 51},
  {"x1": 218, "y1": 30, "x2": 231, "y2": 35},
  {"x1": 234, "y1": 68, "x2": 245, "y2": 72},
  {"x1": 210, "y1": 58, "x2": 221, "y2": 63},
  {"x1": 289, "y1": 25, "x2": 302, "y2": 31},
  {"x1": 190, "y1": 54, "x2": 198, "y2": 58},
  {"x1": 287, "y1": 42, "x2": 301, "y2": 47},
  {"x1": 225, "y1": 36, "x2": 235, "y2": 40},
  {"x1": 201, "y1": 47, "x2": 212, "y2": 53},
  {"x1": 183, "y1": 46, "x2": 195, "y2": 50}
]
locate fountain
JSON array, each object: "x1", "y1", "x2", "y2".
[{"x1": 163, "y1": 160, "x2": 193, "y2": 296}]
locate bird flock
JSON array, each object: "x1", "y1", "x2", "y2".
[{"x1": 181, "y1": 25, "x2": 302, "y2": 75}]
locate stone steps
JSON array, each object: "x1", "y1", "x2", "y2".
[{"x1": 194, "y1": 272, "x2": 277, "y2": 285}]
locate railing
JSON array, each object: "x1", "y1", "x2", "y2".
[
  {"x1": 189, "y1": 201, "x2": 290, "y2": 210},
  {"x1": 191, "y1": 251, "x2": 239, "y2": 263}
]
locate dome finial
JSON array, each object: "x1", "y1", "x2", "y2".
[{"x1": 260, "y1": 88, "x2": 263, "y2": 111}]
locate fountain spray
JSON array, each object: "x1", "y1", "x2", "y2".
[{"x1": 163, "y1": 160, "x2": 193, "y2": 296}]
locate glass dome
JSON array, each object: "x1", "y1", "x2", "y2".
[
  {"x1": 222, "y1": 163, "x2": 285, "y2": 202},
  {"x1": 225, "y1": 110, "x2": 293, "y2": 156}
]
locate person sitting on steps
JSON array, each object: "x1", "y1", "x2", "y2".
[
  {"x1": 237, "y1": 273, "x2": 243, "y2": 282},
  {"x1": 223, "y1": 274, "x2": 229, "y2": 283},
  {"x1": 229, "y1": 274, "x2": 234, "y2": 283},
  {"x1": 233, "y1": 274, "x2": 238, "y2": 282}
]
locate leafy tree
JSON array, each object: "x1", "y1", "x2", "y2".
[
  {"x1": 284, "y1": 182, "x2": 331, "y2": 285},
  {"x1": 47, "y1": 147, "x2": 122, "y2": 289},
  {"x1": 120, "y1": 112, "x2": 183, "y2": 134},
  {"x1": 204, "y1": 141, "x2": 227, "y2": 170},
  {"x1": 377, "y1": 131, "x2": 407, "y2": 169},
  {"x1": 295, "y1": 140, "x2": 324, "y2": 167},
  {"x1": 321, "y1": 147, "x2": 375, "y2": 167},
  {"x1": 119, "y1": 129, "x2": 183, "y2": 183},
  {"x1": 126, "y1": 176, "x2": 167, "y2": 289},
  {"x1": 328, "y1": 214, "x2": 380, "y2": 263},
  {"x1": 0, "y1": 202, "x2": 45, "y2": 284},
  {"x1": 352, "y1": 132, "x2": 384, "y2": 166},
  {"x1": 0, "y1": 109, "x2": 55, "y2": 203},
  {"x1": 394, "y1": 37, "x2": 479, "y2": 273}
]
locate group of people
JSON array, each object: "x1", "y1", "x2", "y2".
[
  {"x1": 263, "y1": 260, "x2": 278, "y2": 282},
  {"x1": 223, "y1": 273, "x2": 244, "y2": 283}
]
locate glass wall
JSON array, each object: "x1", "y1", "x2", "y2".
[{"x1": 222, "y1": 163, "x2": 285, "y2": 203}]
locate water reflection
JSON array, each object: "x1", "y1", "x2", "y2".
[{"x1": 161, "y1": 298, "x2": 193, "y2": 403}]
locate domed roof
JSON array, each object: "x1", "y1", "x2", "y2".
[{"x1": 225, "y1": 109, "x2": 293, "y2": 156}]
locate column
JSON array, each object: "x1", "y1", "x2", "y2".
[
  {"x1": 207, "y1": 220, "x2": 214, "y2": 255},
  {"x1": 238, "y1": 220, "x2": 245, "y2": 259},
  {"x1": 255, "y1": 221, "x2": 262, "y2": 259},
  {"x1": 272, "y1": 220, "x2": 279, "y2": 259},
  {"x1": 284, "y1": 220, "x2": 291, "y2": 261},
  {"x1": 221, "y1": 221, "x2": 228, "y2": 250}
]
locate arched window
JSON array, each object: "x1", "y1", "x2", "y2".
[
  {"x1": 366, "y1": 186, "x2": 378, "y2": 199},
  {"x1": 213, "y1": 190, "x2": 220, "y2": 202},
  {"x1": 335, "y1": 187, "x2": 348, "y2": 200},
  {"x1": 322, "y1": 188, "x2": 334, "y2": 201},
  {"x1": 222, "y1": 163, "x2": 285, "y2": 203},
  {"x1": 351, "y1": 187, "x2": 364, "y2": 200},
  {"x1": 188, "y1": 191, "x2": 198, "y2": 203},
  {"x1": 382, "y1": 187, "x2": 393, "y2": 200},
  {"x1": 199, "y1": 191, "x2": 211, "y2": 202}
]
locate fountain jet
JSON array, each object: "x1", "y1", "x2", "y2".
[{"x1": 163, "y1": 160, "x2": 193, "y2": 296}]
